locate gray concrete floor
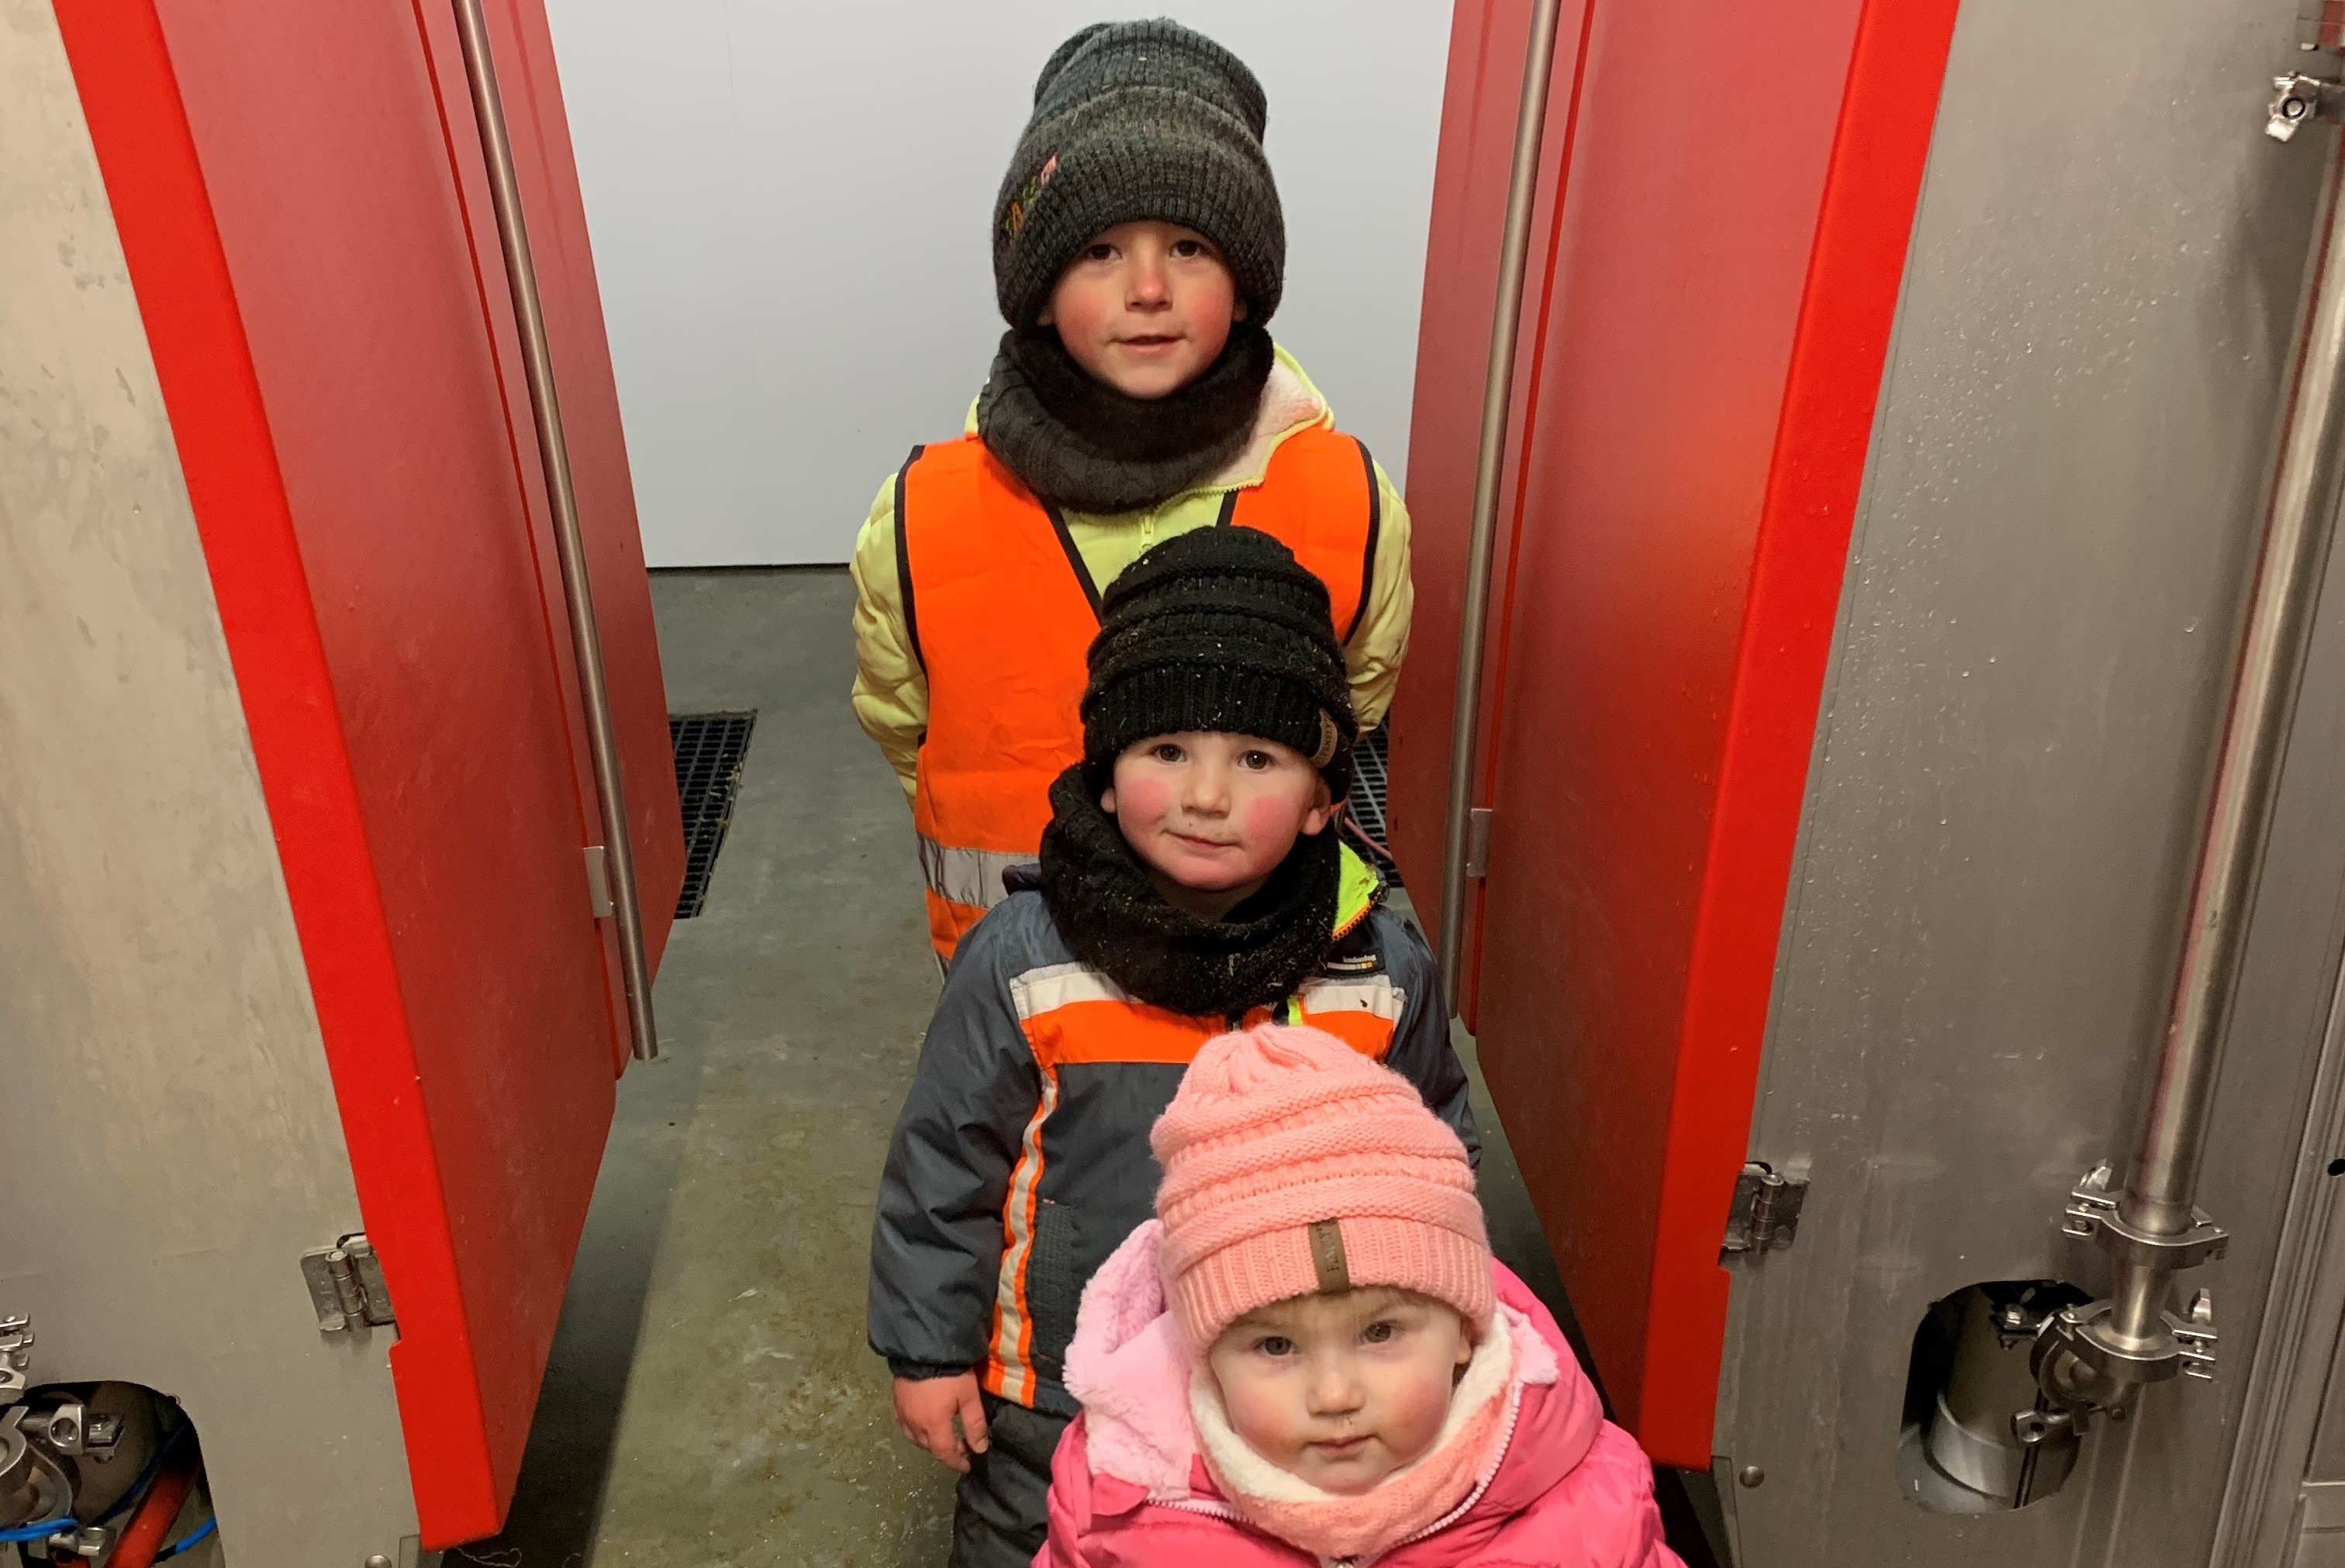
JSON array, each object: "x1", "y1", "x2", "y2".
[
  {"x1": 459, "y1": 567, "x2": 954, "y2": 1568},
  {"x1": 458, "y1": 567, "x2": 1720, "y2": 1568}
]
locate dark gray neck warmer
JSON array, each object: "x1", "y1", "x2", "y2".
[
  {"x1": 1038, "y1": 765, "x2": 1337, "y2": 1020},
  {"x1": 976, "y1": 323, "x2": 1274, "y2": 513}
]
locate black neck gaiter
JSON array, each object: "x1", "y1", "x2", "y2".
[
  {"x1": 1037, "y1": 765, "x2": 1338, "y2": 1019},
  {"x1": 976, "y1": 323, "x2": 1275, "y2": 513}
]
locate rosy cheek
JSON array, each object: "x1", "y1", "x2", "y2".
[
  {"x1": 1237, "y1": 796, "x2": 1303, "y2": 850},
  {"x1": 1381, "y1": 1372, "x2": 1456, "y2": 1454},
  {"x1": 1114, "y1": 773, "x2": 1177, "y2": 824},
  {"x1": 1222, "y1": 1380, "x2": 1300, "y2": 1456},
  {"x1": 1055, "y1": 283, "x2": 1118, "y2": 340}
]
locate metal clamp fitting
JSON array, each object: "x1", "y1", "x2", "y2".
[
  {"x1": 0, "y1": 1320, "x2": 29, "y2": 1409},
  {"x1": 2171, "y1": 1287, "x2": 2219, "y2": 1383},
  {"x1": 2031, "y1": 1288, "x2": 2221, "y2": 1411},
  {"x1": 2060, "y1": 1165, "x2": 2229, "y2": 1270},
  {"x1": 2271, "y1": 74, "x2": 2345, "y2": 140},
  {"x1": 2035, "y1": 1299, "x2": 2181, "y2": 1390}
]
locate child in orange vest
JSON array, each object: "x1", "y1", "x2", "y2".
[
  {"x1": 848, "y1": 19, "x2": 1417, "y2": 963},
  {"x1": 869, "y1": 529, "x2": 1472, "y2": 1568}
]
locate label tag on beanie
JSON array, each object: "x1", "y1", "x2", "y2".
[
  {"x1": 1307, "y1": 1220, "x2": 1352, "y2": 1293},
  {"x1": 1311, "y1": 710, "x2": 1340, "y2": 769}
]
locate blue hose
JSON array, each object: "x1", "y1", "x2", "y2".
[
  {"x1": 0, "y1": 1516, "x2": 75, "y2": 1545},
  {"x1": 155, "y1": 1516, "x2": 218, "y2": 1560}
]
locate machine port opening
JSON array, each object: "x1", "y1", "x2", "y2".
[
  {"x1": 1, "y1": 1371, "x2": 215, "y2": 1564},
  {"x1": 1896, "y1": 1280, "x2": 2091, "y2": 1515}
]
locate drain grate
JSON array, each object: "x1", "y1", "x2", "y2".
[
  {"x1": 670, "y1": 710, "x2": 756, "y2": 919},
  {"x1": 1345, "y1": 726, "x2": 1400, "y2": 883}
]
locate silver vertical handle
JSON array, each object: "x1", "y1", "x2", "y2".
[
  {"x1": 1436, "y1": 0, "x2": 1568, "y2": 1013},
  {"x1": 451, "y1": 0, "x2": 661, "y2": 1062}
]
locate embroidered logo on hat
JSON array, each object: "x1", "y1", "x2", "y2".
[{"x1": 1000, "y1": 152, "x2": 1060, "y2": 239}]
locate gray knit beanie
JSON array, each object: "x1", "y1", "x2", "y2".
[{"x1": 994, "y1": 19, "x2": 1285, "y2": 330}]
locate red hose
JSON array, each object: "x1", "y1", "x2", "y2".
[{"x1": 106, "y1": 1447, "x2": 198, "y2": 1568}]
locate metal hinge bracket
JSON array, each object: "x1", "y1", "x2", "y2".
[
  {"x1": 301, "y1": 1233, "x2": 395, "y2": 1333},
  {"x1": 1464, "y1": 808, "x2": 1494, "y2": 879},
  {"x1": 1722, "y1": 1163, "x2": 1809, "y2": 1255}
]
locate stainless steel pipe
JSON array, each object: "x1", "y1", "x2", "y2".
[
  {"x1": 2106, "y1": 150, "x2": 2345, "y2": 1335},
  {"x1": 451, "y1": 0, "x2": 660, "y2": 1062},
  {"x1": 1436, "y1": 0, "x2": 1566, "y2": 1011},
  {"x1": 2048, "y1": 147, "x2": 2345, "y2": 1394},
  {"x1": 2137, "y1": 182, "x2": 2345, "y2": 1206}
]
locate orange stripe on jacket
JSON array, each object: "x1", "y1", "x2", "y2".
[{"x1": 986, "y1": 1072, "x2": 1057, "y2": 1405}]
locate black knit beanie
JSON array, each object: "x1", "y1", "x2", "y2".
[
  {"x1": 1082, "y1": 527, "x2": 1356, "y2": 794},
  {"x1": 994, "y1": 19, "x2": 1286, "y2": 329}
]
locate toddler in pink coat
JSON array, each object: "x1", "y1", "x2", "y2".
[{"x1": 1039, "y1": 1024, "x2": 1685, "y2": 1568}]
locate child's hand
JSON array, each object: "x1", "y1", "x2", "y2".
[{"x1": 893, "y1": 1372, "x2": 990, "y2": 1473}]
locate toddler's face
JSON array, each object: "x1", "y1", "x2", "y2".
[
  {"x1": 1207, "y1": 1287, "x2": 1473, "y2": 1496},
  {"x1": 1041, "y1": 220, "x2": 1243, "y2": 399},
  {"x1": 1103, "y1": 731, "x2": 1335, "y2": 917}
]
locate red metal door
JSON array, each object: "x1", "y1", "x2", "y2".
[
  {"x1": 56, "y1": 0, "x2": 682, "y2": 1542},
  {"x1": 1387, "y1": 0, "x2": 1961, "y2": 1466}
]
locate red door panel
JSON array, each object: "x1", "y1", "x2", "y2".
[
  {"x1": 408, "y1": 0, "x2": 687, "y2": 1064},
  {"x1": 1389, "y1": 0, "x2": 1959, "y2": 1465},
  {"x1": 57, "y1": 0, "x2": 681, "y2": 1541}
]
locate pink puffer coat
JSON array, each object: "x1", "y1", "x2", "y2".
[{"x1": 1038, "y1": 1225, "x2": 1685, "y2": 1568}]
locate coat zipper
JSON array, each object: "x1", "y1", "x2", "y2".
[{"x1": 1155, "y1": 1496, "x2": 1245, "y2": 1522}]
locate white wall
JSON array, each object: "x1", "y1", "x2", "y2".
[{"x1": 543, "y1": 2, "x2": 1452, "y2": 566}]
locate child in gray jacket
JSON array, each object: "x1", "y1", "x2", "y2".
[{"x1": 868, "y1": 527, "x2": 1475, "y2": 1568}]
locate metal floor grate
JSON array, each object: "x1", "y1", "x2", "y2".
[
  {"x1": 1346, "y1": 725, "x2": 1400, "y2": 883},
  {"x1": 670, "y1": 710, "x2": 756, "y2": 919}
]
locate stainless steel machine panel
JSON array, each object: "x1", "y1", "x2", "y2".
[
  {"x1": 0, "y1": 2, "x2": 415, "y2": 1562},
  {"x1": 1713, "y1": 0, "x2": 2345, "y2": 1561},
  {"x1": 2214, "y1": 901, "x2": 2345, "y2": 1564}
]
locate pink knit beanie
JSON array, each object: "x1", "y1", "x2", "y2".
[{"x1": 1151, "y1": 1024, "x2": 1494, "y2": 1352}]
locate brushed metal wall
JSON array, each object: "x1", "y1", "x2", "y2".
[
  {"x1": 0, "y1": 4, "x2": 416, "y2": 1563},
  {"x1": 1714, "y1": 0, "x2": 2345, "y2": 1562}
]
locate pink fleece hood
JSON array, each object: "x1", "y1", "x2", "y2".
[{"x1": 1043, "y1": 1224, "x2": 1686, "y2": 1568}]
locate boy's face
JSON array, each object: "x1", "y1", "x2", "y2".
[
  {"x1": 1207, "y1": 1287, "x2": 1473, "y2": 1496},
  {"x1": 1040, "y1": 220, "x2": 1245, "y2": 400},
  {"x1": 1102, "y1": 730, "x2": 1336, "y2": 918}
]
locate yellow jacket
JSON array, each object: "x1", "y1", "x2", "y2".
[{"x1": 849, "y1": 344, "x2": 1414, "y2": 799}]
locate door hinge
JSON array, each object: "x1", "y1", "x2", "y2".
[
  {"x1": 301, "y1": 1233, "x2": 395, "y2": 1333},
  {"x1": 584, "y1": 844, "x2": 614, "y2": 917},
  {"x1": 1722, "y1": 1163, "x2": 1808, "y2": 1255},
  {"x1": 1464, "y1": 808, "x2": 1494, "y2": 879}
]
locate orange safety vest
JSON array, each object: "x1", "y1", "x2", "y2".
[{"x1": 897, "y1": 427, "x2": 1380, "y2": 961}]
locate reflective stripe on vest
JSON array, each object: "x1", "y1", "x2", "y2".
[
  {"x1": 900, "y1": 429, "x2": 1378, "y2": 961},
  {"x1": 916, "y1": 836, "x2": 1029, "y2": 915},
  {"x1": 980, "y1": 848, "x2": 1392, "y2": 1400}
]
